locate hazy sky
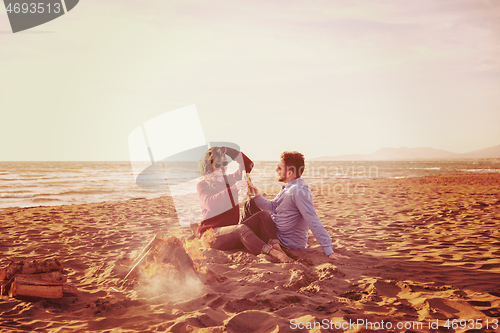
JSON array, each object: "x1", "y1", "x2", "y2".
[{"x1": 1, "y1": 0, "x2": 499, "y2": 161}]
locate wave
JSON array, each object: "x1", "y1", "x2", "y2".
[
  {"x1": 0, "y1": 188, "x2": 115, "y2": 199},
  {"x1": 0, "y1": 192, "x2": 42, "y2": 199},
  {"x1": 31, "y1": 198, "x2": 61, "y2": 202},
  {"x1": 58, "y1": 189, "x2": 117, "y2": 196},
  {"x1": 1, "y1": 160, "x2": 499, "y2": 210},
  {"x1": 0, "y1": 176, "x2": 60, "y2": 181},
  {"x1": 457, "y1": 169, "x2": 500, "y2": 173},
  {"x1": 407, "y1": 167, "x2": 441, "y2": 170}
]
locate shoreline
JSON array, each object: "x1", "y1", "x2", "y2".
[
  {"x1": 1, "y1": 172, "x2": 499, "y2": 212},
  {"x1": 1, "y1": 173, "x2": 500, "y2": 332}
]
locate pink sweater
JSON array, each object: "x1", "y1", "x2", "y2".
[{"x1": 197, "y1": 169, "x2": 241, "y2": 236}]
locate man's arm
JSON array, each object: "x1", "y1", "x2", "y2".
[
  {"x1": 293, "y1": 185, "x2": 334, "y2": 256},
  {"x1": 253, "y1": 194, "x2": 275, "y2": 213},
  {"x1": 247, "y1": 178, "x2": 276, "y2": 213}
]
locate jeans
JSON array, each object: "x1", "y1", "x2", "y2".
[{"x1": 201, "y1": 200, "x2": 278, "y2": 255}]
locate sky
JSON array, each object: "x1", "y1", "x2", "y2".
[{"x1": 1, "y1": 0, "x2": 499, "y2": 161}]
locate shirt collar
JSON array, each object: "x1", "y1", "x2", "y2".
[{"x1": 283, "y1": 177, "x2": 301, "y2": 189}]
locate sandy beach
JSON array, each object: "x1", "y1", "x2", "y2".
[{"x1": 1, "y1": 173, "x2": 500, "y2": 332}]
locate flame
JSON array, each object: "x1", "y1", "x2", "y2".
[
  {"x1": 132, "y1": 231, "x2": 213, "y2": 283},
  {"x1": 183, "y1": 237, "x2": 208, "y2": 274},
  {"x1": 142, "y1": 261, "x2": 177, "y2": 279},
  {"x1": 200, "y1": 228, "x2": 217, "y2": 248},
  {"x1": 165, "y1": 228, "x2": 184, "y2": 239},
  {"x1": 139, "y1": 236, "x2": 183, "y2": 279}
]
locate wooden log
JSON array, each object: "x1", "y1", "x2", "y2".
[
  {"x1": 130, "y1": 232, "x2": 165, "y2": 268},
  {"x1": 21, "y1": 259, "x2": 63, "y2": 275},
  {"x1": 14, "y1": 276, "x2": 65, "y2": 286},
  {"x1": 15, "y1": 271, "x2": 66, "y2": 283},
  {"x1": 0, "y1": 268, "x2": 5, "y2": 281},
  {"x1": 3, "y1": 262, "x2": 23, "y2": 280},
  {"x1": 9, "y1": 281, "x2": 63, "y2": 299},
  {"x1": 62, "y1": 284, "x2": 78, "y2": 296},
  {"x1": 123, "y1": 245, "x2": 154, "y2": 280},
  {"x1": 123, "y1": 231, "x2": 166, "y2": 280},
  {"x1": 1, "y1": 280, "x2": 12, "y2": 296},
  {"x1": 2, "y1": 259, "x2": 63, "y2": 280}
]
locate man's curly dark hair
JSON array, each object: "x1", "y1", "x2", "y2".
[{"x1": 281, "y1": 151, "x2": 305, "y2": 178}]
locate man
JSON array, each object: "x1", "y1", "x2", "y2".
[{"x1": 247, "y1": 151, "x2": 347, "y2": 260}]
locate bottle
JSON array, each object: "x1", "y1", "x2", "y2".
[{"x1": 246, "y1": 173, "x2": 255, "y2": 197}]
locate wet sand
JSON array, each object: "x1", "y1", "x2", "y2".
[{"x1": 1, "y1": 173, "x2": 500, "y2": 332}]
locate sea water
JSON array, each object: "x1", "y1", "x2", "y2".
[{"x1": 0, "y1": 159, "x2": 499, "y2": 210}]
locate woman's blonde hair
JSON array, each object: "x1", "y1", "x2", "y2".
[{"x1": 198, "y1": 147, "x2": 227, "y2": 188}]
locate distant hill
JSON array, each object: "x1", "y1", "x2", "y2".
[
  {"x1": 311, "y1": 144, "x2": 500, "y2": 161},
  {"x1": 462, "y1": 144, "x2": 500, "y2": 158}
]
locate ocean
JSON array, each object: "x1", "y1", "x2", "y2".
[{"x1": 1, "y1": 160, "x2": 499, "y2": 210}]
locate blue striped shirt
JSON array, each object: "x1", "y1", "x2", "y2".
[{"x1": 254, "y1": 178, "x2": 334, "y2": 256}]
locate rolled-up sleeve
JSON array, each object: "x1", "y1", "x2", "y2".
[{"x1": 293, "y1": 185, "x2": 334, "y2": 256}]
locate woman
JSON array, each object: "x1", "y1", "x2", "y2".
[{"x1": 196, "y1": 146, "x2": 292, "y2": 263}]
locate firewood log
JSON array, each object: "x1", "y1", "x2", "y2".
[
  {"x1": 15, "y1": 271, "x2": 65, "y2": 283},
  {"x1": 2, "y1": 259, "x2": 63, "y2": 280},
  {"x1": 130, "y1": 232, "x2": 165, "y2": 268},
  {"x1": 62, "y1": 284, "x2": 78, "y2": 296},
  {"x1": 3, "y1": 261, "x2": 23, "y2": 280},
  {"x1": 9, "y1": 281, "x2": 63, "y2": 299},
  {"x1": 1, "y1": 280, "x2": 11, "y2": 296},
  {"x1": 123, "y1": 231, "x2": 165, "y2": 280},
  {"x1": 14, "y1": 275, "x2": 65, "y2": 286},
  {"x1": 21, "y1": 259, "x2": 63, "y2": 275}
]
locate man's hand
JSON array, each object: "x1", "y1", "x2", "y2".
[
  {"x1": 246, "y1": 177, "x2": 261, "y2": 198},
  {"x1": 328, "y1": 253, "x2": 349, "y2": 260}
]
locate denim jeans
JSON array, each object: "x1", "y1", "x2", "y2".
[{"x1": 201, "y1": 201, "x2": 279, "y2": 255}]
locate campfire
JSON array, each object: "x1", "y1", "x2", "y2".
[{"x1": 121, "y1": 231, "x2": 212, "y2": 286}]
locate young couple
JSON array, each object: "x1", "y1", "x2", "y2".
[{"x1": 195, "y1": 147, "x2": 347, "y2": 263}]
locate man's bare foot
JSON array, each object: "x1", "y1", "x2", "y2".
[
  {"x1": 272, "y1": 242, "x2": 282, "y2": 251},
  {"x1": 269, "y1": 248, "x2": 293, "y2": 263},
  {"x1": 328, "y1": 253, "x2": 349, "y2": 260}
]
